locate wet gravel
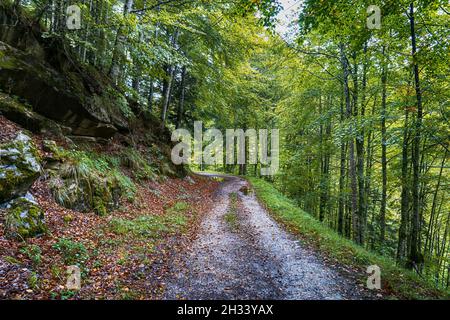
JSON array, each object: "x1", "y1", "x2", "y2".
[{"x1": 163, "y1": 175, "x2": 370, "y2": 300}]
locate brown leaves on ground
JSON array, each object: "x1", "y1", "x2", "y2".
[
  {"x1": 0, "y1": 115, "x2": 22, "y2": 144},
  {"x1": 0, "y1": 115, "x2": 219, "y2": 299}
]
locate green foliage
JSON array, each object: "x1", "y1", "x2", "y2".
[
  {"x1": 166, "y1": 201, "x2": 190, "y2": 214},
  {"x1": 27, "y1": 271, "x2": 40, "y2": 290},
  {"x1": 224, "y1": 212, "x2": 239, "y2": 230},
  {"x1": 53, "y1": 238, "x2": 89, "y2": 267},
  {"x1": 20, "y1": 244, "x2": 42, "y2": 268},
  {"x1": 50, "y1": 289, "x2": 78, "y2": 300},
  {"x1": 224, "y1": 192, "x2": 239, "y2": 230},
  {"x1": 4, "y1": 255, "x2": 21, "y2": 265},
  {"x1": 120, "y1": 148, "x2": 156, "y2": 181},
  {"x1": 108, "y1": 203, "x2": 189, "y2": 239}
]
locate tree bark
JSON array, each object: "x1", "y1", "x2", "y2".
[
  {"x1": 176, "y1": 66, "x2": 187, "y2": 129},
  {"x1": 340, "y1": 44, "x2": 359, "y2": 244},
  {"x1": 108, "y1": 0, "x2": 134, "y2": 82},
  {"x1": 408, "y1": 2, "x2": 424, "y2": 269},
  {"x1": 380, "y1": 45, "x2": 388, "y2": 246}
]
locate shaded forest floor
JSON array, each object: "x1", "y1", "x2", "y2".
[
  {"x1": 0, "y1": 170, "x2": 218, "y2": 299},
  {"x1": 0, "y1": 115, "x2": 220, "y2": 299}
]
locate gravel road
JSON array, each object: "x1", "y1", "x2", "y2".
[{"x1": 163, "y1": 174, "x2": 371, "y2": 300}]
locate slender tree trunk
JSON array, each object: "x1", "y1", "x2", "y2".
[
  {"x1": 319, "y1": 95, "x2": 326, "y2": 222},
  {"x1": 356, "y1": 43, "x2": 367, "y2": 244},
  {"x1": 147, "y1": 80, "x2": 154, "y2": 112},
  {"x1": 340, "y1": 44, "x2": 359, "y2": 243},
  {"x1": 380, "y1": 45, "x2": 388, "y2": 246},
  {"x1": 409, "y1": 1, "x2": 424, "y2": 269},
  {"x1": 176, "y1": 66, "x2": 187, "y2": 129},
  {"x1": 424, "y1": 152, "x2": 447, "y2": 255},
  {"x1": 109, "y1": 0, "x2": 134, "y2": 82},
  {"x1": 397, "y1": 105, "x2": 410, "y2": 263},
  {"x1": 338, "y1": 89, "x2": 346, "y2": 235},
  {"x1": 161, "y1": 30, "x2": 179, "y2": 124}
]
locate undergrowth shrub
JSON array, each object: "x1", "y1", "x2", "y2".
[
  {"x1": 20, "y1": 244, "x2": 42, "y2": 268},
  {"x1": 53, "y1": 238, "x2": 89, "y2": 267},
  {"x1": 120, "y1": 148, "x2": 156, "y2": 181},
  {"x1": 49, "y1": 150, "x2": 136, "y2": 215}
]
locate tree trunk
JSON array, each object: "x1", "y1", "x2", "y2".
[
  {"x1": 380, "y1": 45, "x2": 388, "y2": 246},
  {"x1": 408, "y1": 2, "x2": 424, "y2": 269},
  {"x1": 397, "y1": 96, "x2": 411, "y2": 263},
  {"x1": 356, "y1": 43, "x2": 367, "y2": 244},
  {"x1": 108, "y1": 0, "x2": 134, "y2": 82},
  {"x1": 161, "y1": 30, "x2": 179, "y2": 124},
  {"x1": 340, "y1": 44, "x2": 359, "y2": 244},
  {"x1": 338, "y1": 89, "x2": 346, "y2": 235},
  {"x1": 176, "y1": 66, "x2": 187, "y2": 129}
]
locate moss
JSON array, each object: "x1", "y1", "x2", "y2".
[
  {"x1": 0, "y1": 132, "x2": 42, "y2": 202},
  {"x1": 4, "y1": 197, "x2": 46, "y2": 240},
  {"x1": 0, "y1": 48, "x2": 18, "y2": 69},
  {"x1": 120, "y1": 148, "x2": 156, "y2": 181},
  {"x1": 0, "y1": 92, "x2": 30, "y2": 113},
  {"x1": 49, "y1": 150, "x2": 136, "y2": 215},
  {"x1": 93, "y1": 195, "x2": 107, "y2": 216},
  {"x1": 42, "y1": 140, "x2": 65, "y2": 161}
]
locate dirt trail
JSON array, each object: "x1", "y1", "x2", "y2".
[{"x1": 163, "y1": 175, "x2": 370, "y2": 300}]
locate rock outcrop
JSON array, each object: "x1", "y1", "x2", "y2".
[
  {"x1": 0, "y1": 4, "x2": 129, "y2": 138},
  {"x1": 0, "y1": 132, "x2": 41, "y2": 203},
  {"x1": 3, "y1": 195, "x2": 46, "y2": 239}
]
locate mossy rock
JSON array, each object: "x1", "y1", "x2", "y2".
[
  {"x1": 50, "y1": 174, "x2": 121, "y2": 216},
  {"x1": 0, "y1": 41, "x2": 124, "y2": 138},
  {"x1": 0, "y1": 132, "x2": 41, "y2": 203},
  {"x1": 4, "y1": 197, "x2": 46, "y2": 240}
]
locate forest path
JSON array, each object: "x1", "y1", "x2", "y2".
[{"x1": 163, "y1": 174, "x2": 369, "y2": 300}]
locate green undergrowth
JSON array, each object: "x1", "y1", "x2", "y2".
[
  {"x1": 48, "y1": 145, "x2": 159, "y2": 215},
  {"x1": 52, "y1": 238, "x2": 89, "y2": 272},
  {"x1": 248, "y1": 177, "x2": 449, "y2": 300},
  {"x1": 107, "y1": 201, "x2": 190, "y2": 240},
  {"x1": 224, "y1": 192, "x2": 239, "y2": 231}
]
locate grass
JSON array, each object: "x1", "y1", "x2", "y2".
[
  {"x1": 248, "y1": 177, "x2": 450, "y2": 300},
  {"x1": 108, "y1": 202, "x2": 190, "y2": 240},
  {"x1": 224, "y1": 192, "x2": 239, "y2": 231},
  {"x1": 224, "y1": 212, "x2": 239, "y2": 230},
  {"x1": 52, "y1": 238, "x2": 89, "y2": 268}
]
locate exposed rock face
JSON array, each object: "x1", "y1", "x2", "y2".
[
  {"x1": 0, "y1": 4, "x2": 131, "y2": 138},
  {"x1": 0, "y1": 41, "x2": 123, "y2": 138},
  {"x1": 50, "y1": 166, "x2": 122, "y2": 216},
  {"x1": 0, "y1": 92, "x2": 72, "y2": 136},
  {"x1": 3, "y1": 195, "x2": 46, "y2": 240},
  {"x1": 0, "y1": 132, "x2": 41, "y2": 203}
]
